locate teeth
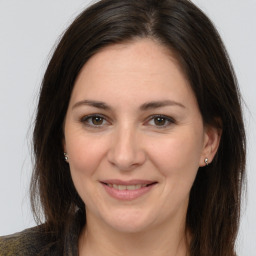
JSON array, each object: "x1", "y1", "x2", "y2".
[
  {"x1": 108, "y1": 184, "x2": 148, "y2": 190},
  {"x1": 118, "y1": 185, "x2": 126, "y2": 190},
  {"x1": 127, "y1": 185, "x2": 136, "y2": 190}
]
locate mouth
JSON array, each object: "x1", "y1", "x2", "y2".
[
  {"x1": 102, "y1": 182, "x2": 157, "y2": 190},
  {"x1": 100, "y1": 180, "x2": 158, "y2": 200}
]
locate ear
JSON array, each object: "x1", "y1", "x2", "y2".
[
  {"x1": 199, "y1": 125, "x2": 222, "y2": 167},
  {"x1": 62, "y1": 137, "x2": 67, "y2": 153},
  {"x1": 62, "y1": 117, "x2": 67, "y2": 153}
]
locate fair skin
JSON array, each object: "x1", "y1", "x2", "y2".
[{"x1": 63, "y1": 39, "x2": 220, "y2": 256}]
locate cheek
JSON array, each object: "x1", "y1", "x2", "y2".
[
  {"x1": 148, "y1": 128, "x2": 204, "y2": 185},
  {"x1": 66, "y1": 135, "x2": 109, "y2": 206},
  {"x1": 66, "y1": 134, "x2": 108, "y2": 178}
]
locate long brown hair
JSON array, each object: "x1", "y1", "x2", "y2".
[{"x1": 31, "y1": 0, "x2": 246, "y2": 255}]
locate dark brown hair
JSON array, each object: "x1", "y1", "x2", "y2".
[{"x1": 31, "y1": 0, "x2": 246, "y2": 255}]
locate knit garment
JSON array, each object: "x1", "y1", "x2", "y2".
[{"x1": 0, "y1": 211, "x2": 84, "y2": 256}]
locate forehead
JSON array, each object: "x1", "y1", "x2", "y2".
[
  {"x1": 70, "y1": 38, "x2": 196, "y2": 108},
  {"x1": 78, "y1": 38, "x2": 185, "y2": 81}
]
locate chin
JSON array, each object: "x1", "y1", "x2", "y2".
[{"x1": 102, "y1": 208, "x2": 157, "y2": 234}]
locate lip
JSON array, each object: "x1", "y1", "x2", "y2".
[
  {"x1": 101, "y1": 179, "x2": 156, "y2": 185},
  {"x1": 100, "y1": 179, "x2": 157, "y2": 201}
]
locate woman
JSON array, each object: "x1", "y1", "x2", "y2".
[{"x1": 0, "y1": 0, "x2": 246, "y2": 255}]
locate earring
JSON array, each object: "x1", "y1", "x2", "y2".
[
  {"x1": 204, "y1": 158, "x2": 209, "y2": 166},
  {"x1": 64, "y1": 152, "x2": 69, "y2": 162}
]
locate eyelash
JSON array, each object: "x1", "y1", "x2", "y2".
[
  {"x1": 80, "y1": 114, "x2": 109, "y2": 128},
  {"x1": 146, "y1": 114, "x2": 176, "y2": 128},
  {"x1": 80, "y1": 114, "x2": 176, "y2": 129}
]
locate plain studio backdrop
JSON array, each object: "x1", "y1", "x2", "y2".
[{"x1": 0, "y1": 0, "x2": 255, "y2": 255}]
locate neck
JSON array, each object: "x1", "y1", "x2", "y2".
[{"x1": 79, "y1": 211, "x2": 189, "y2": 256}]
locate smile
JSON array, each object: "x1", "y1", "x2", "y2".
[
  {"x1": 106, "y1": 184, "x2": 148, "y2": 190},
  {"x1": 100, "y1": 180, "x2": 157, "y2": 200}
]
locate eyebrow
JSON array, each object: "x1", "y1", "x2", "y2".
[
  {"x1": 139, "y1": 100, "x2": 185, "y2": 110},
  {"x1": 72, "y1": 100, "x2": 112, "y2": 110},
  {"x1": 72, "y1": 99, "x2": 185, "y2": 111}
]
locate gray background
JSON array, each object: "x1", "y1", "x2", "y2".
[{"x1": 0, "y1": 1, "x2": 255, "y2": 255}]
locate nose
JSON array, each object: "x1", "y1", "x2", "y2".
[{"x1": 107, "y1": 125, "x2": 146, "y2": 171}]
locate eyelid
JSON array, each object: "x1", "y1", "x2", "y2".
[
  {"x1": 80, "y1": 114, "x2": 111, "y2": 128},
  {"x1": 80, "y1": 113, "x2": 176, "y2": 129},
  {"x1": 145, "y1": 114, "x2": 176, "y2": 128}
]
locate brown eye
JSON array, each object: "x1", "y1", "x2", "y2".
[
  {"x1": 91, "y1": 116, "x2": 104, "y2": 125},
  {"x1": 81, "y1": 114, "x2": 108, "y2": 127},
  {"x1": 154, "y1": 117, "x2": 167, "y2": 126},
  {"x1": 147, "y1": 115, "x2": 175, "y2": 128}
]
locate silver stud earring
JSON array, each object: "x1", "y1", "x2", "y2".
[
  {"x1": 204, "y1": 158, "x2": 209, "y2": 166},
  {"x1": 64, "y1": 152, "x2": 69, "y2": 162}
]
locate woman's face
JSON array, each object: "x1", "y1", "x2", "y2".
[{"x1": 64, "y1": 39, "x2": 218, "y2": 233}]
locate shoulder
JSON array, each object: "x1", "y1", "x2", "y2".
[{"x1": 0, "y1": 225, "x2": 58, "y2": 256}]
